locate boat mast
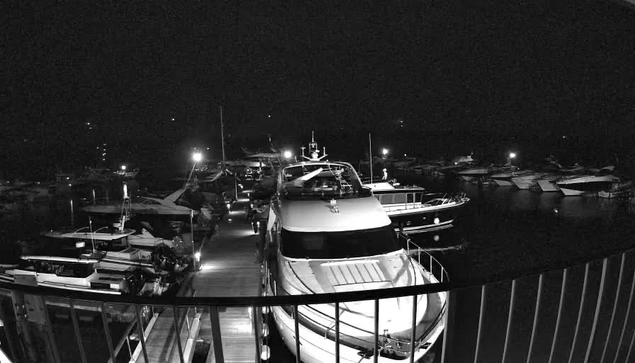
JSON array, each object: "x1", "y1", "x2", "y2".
[
  {"x1": 220, "y1": 105, "x2": 226, "y2": 171},
  {"x1": 369, "y1": 133, "x2": 373, "y2": 182}
]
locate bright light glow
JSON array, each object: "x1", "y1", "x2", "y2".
[
  {"x1": 283, "y1": 150, "x2": 293, "y2": 159},
  {"x1": 194, "y1": 252, "x2": 201, "y2": 261},
  {"x1": 121, "y1": 165, "x2": 127, "y2": 171},
  {"x1": 433, "y1": 235, "x2": 440, "y2": 242},
  {"x1": 192, "y1": 152, "x2": 203, "y2": 163},
  {"x1": 382, "y1": 148, "x2": 389, "y2": 156},
  {"x1": 261, "y1": 345, "x2": 271, "y2": 361},
  {"x1": 434, "y1": 217, "x2": 440, "y2": 225},
  {"x1": 75, "y1": 241, "x2": 85, "y2": 249},
  {"x1": 200, "y1": 263, "x2": 216, "y2": 271},
  {"x1": 509, "y1": 152, "x2": 517, "y2": 159}
]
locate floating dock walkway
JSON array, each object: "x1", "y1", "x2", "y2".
[{"x1": 134, "y1": 192, "x2": 263, "y2": 363}]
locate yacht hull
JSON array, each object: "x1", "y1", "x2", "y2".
[
  {"x1": 537, "y1": 180, "x2": 560, "y2": 192},
  {"x1": 492, "y1": 179, "x2": 514, "y2": 187},
  {"x1": 271, "y1": 303, "x2": 444, "y2": 363},
  {"x1": 559, "y1": 187, "x2": 586, "y2": 196},
  {"x1": 386, "y1": 201, "x2": 466, "y2": 233}
]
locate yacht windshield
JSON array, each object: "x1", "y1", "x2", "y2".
[{"x1": 280, "y1": 226, "x2": 400, "y2": 259}]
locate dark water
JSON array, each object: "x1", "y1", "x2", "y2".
[{"x1": 3, "y1": 175, "x2": 635, "y2": 362}]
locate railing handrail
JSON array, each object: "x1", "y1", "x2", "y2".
[{"x1": 2, "y1": 244, "x2": 634, "y2": 307}]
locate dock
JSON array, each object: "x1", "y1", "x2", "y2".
[{"x1": 133, "y1": 193, "x2": 263, "y2": 363}]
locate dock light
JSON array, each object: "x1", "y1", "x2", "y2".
[
  {"x1": 192, "y1": 152, "x2": 203, "y2": 163},
  {"x1": 121, "y1": 165, "x2": 127, "y2": 171},
  {"x1": 260, "y1": 345, "x2": 271, "y2": 361},
  {"x1": 382, "y1": 148, "x2": 389, "y2": 156},
  {"x1": 283, "y1": 150, "x2": 293, "y2": 159},
  {"x1": 194, "y1": 252, "x2": 201, "y2": 261},
  {"x1": 509, "y1": 152, "x2": 517, "y2": 159}
]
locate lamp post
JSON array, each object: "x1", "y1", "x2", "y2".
[
  {"x1": 187, "y1": 151, "x2": 203, "y2": 186},
  {"x1": 507, "y1": 152, "x2": 517, "y2": 165}
]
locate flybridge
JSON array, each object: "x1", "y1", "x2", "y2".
[{"x1": 279, "y1": 133, "x2": 368, "y2": 199}]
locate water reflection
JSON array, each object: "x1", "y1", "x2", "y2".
[{"x1": 555, "y1": 196, "x2": 622, "y2": 221}]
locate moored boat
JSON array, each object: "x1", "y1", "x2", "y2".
[
  {"x1": 264, "y1": 135, "x2": 447, "y2": 362},
  {"x1": 365, "y1": 181, "x2": 469, "y2": 234}
]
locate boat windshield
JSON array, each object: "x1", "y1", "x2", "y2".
[{"x1": 280, "y1": 226, "x2": 400, "y2": 259}]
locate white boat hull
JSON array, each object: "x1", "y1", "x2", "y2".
[
  {"x1": 559, "y1": 187, "x2": 586, "y2": 196},
  {"x1": 537, "y1": 180, "x2": 560, "y2": 192},
  {"x1": 270, "y1": 299, "x2": 444, "y2": 363},
  {"x1": 492, "y1": 179, "x2": 514, "y2": 187}
]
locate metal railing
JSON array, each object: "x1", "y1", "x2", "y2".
[{"x1": 1, "y1": 247, "x2": 635, "y2": 363}]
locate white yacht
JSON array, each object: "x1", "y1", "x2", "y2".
[
  {"x1": 557, "y1": 173, "x2": 621, "y2": 196},
  {"x1": 0, "y1": 255, "x2": 138, "y2": 295},
  {"x1": 457, "y1": 167, "x2": 490, "y2": 182},
  {"x1": 81, "y1": 188, "x2": 199, "y2": 218},
  {"x1": 264, "y1": 136, "x2": 447, "y2": 363}
]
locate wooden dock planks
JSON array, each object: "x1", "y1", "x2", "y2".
[{"x1": 138, "y1": 203, "x2": 262, "y2": 363}]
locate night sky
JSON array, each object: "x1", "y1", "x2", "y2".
[{"x1": 3, "y1": 1, "x2": 635, "y2": 179}]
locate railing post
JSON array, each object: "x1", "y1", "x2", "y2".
[
  {"x1": 473, "y1": 285, "x2": 487, "y2": 363},
  {"x1": 501, "y1": 279, "x2": 517, "y2": 363},
  {"x1": 135, "y1": 305, "x2": 149, "y2": 363},
  {"x1": 410, "y1": 293, "x2": 418, "y2": 363},
  {"x1": 69, "y1": 300, "x2": 88, "y2": 363},
  {"x1": 568, "y1": 263, "x2": 591, "y2": 363},
  {"x1": 335, "y1": 301, "x2": 340, "y2": 363},
  {"x1": 612, "y1": 271, "x2": 635, "y2": 363},
  {"x1": 209, "y1": 305, "x2": 225, "y2": 363},
  {"x1": 100, "y1": 302, "x2": 117, "y2": 363},
  {"x1": 548, "y1": 268, "x2": 569, "y2": 363},
  {"x1": 294, "y1": 305, "x2": 301, "y2": 363},
  {"x1": 525, "y1": 274, "x2": 544, "y2": 363},
  {"x1": 171, "y1": 306, "x2": 185, "y2": 363},
  {"x1": 374, "y1": 298, "x2": 380, "y2": 363},
  {"x1": 600, "y1": 253, "x2": 625, "y2": 363},
  {"x1": 584, "y1": 258, "x2": 608, "y2": 363},
  {"x1": 441, "y1": 290, "x2": 455, "y2": 363}
]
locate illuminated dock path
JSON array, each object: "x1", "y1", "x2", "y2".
[{"x1": 136, "y1": 193, "x2": 263, "y2": 363}]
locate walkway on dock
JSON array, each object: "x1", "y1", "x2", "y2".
[{"x1": 136, "y1": 194, "x2": 263, "y2": 363}]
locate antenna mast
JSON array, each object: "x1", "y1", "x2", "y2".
[
  {"x1": 220, "y1": 105, "x2": 226, "y2": 171},
  {"x1": 369, "y1": 133, "x2": 373, "y2": 182}
]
